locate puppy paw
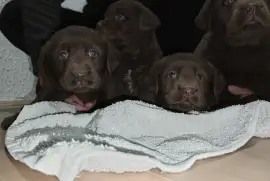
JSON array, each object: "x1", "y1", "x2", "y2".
[{"x1": 1, "y1": 114, "x2": 19, "y2": 130}]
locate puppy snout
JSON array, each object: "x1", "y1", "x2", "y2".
[
  {"x1": 183, "y1": 87, "x2": 198, "y2": 96},
  {"x1": 72, "y1": 76, "x2": 93, "y2": 87},
  {"x1": 71, "y1": 63, "x2": 92, "y2": 77},
  {"x1": 71, "y1": 69, "x2": 93, "y2": 86},
  {"x1": 75, "y1": 79, "x2": 93, "y2": 86},
  {"x1": 73, "y1": 70, "x2": 91, "y2": 78}
]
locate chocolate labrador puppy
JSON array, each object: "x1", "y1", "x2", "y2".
[
  {"x1": 35, "y1": 25, "x2": 119, "y2": 103},
  {"x1": 1, "y1": 25, "x2": 119, "y2": 130},
  {"x1": 96, "y1": 0, "x2": 163, "y2": 98},
  {"x1": 194, "y1": 0, "x2": 270, "y2": 102},
  {"x1": 137, "y1": 53, "x2": 226, "y2": 112}
]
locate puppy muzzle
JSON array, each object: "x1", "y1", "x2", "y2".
[
  {"x1": 233, "y1": 1, "x2": 270, "y2": 28},
  {"x1": 61, "y1": 70, "x2": 102, "y2": 93}
]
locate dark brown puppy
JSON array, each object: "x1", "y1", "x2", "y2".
[
  {"x1": 36, "y1": 25, "x2": 119, "y2": 102},
  {"x1": 137, "y1": 53, "x2": 226, "y2": 112},
  {"x1": 194, "y1": 0, "x2": 270, "y2": 101},
  {"x1": 1, "y1": 25, "x2": 120, "y2": 130},
  {"x1": 96, "y1": 0, "x2": 162, "y2": 98},
  {"x1": 96, "y1": 0, "x2": 162, "y2": 66}
]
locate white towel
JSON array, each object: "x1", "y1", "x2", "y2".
[{"x1": 5, "y1": 100, "x2": 270, "y2": 181}]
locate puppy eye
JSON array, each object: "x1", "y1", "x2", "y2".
[
  {"x1": 223, "y1": 0, "x2": 236, "y2": 6},
  {"x1": 59, "y1": 50, "x2": 69, "y2": 60},
  {"x1": 87, "y1": 49, "x2": 99, "y2": 58},
  {"x1": 115, "y1": 14, "x2": 126, "y2": 21},
  {"x1": 196, "y1": 73, "x2": 204, "y2": 81},
  {"x1": 168, "y1": 71, "x2": 177, "y2": 79}
]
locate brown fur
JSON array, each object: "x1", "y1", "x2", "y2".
[
  {"x1": 137, "y1": 53, "x2": 226, "y2": 112},
  {"x1": 35, "y1": 25, "x2": 119, "y2": 102},
  {"x1": 1, "y1": 25, "x2": 120, "y2": 130},
  {"x1": 194, "y1": 0, "x2": 270, "y2": 102},
  {"x1": 96, "y1": 0, "x2": 163, "y2": 99}
]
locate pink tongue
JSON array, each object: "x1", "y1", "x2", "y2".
[
  {"x1": 75, "y1": 101, "x2": 96, "y2": 112},
  {"x1": 84, "y1": 100, "x2": 96, "y2": 108},
  {"x1": 65, "y1": 94, "x2": 97, "y2": 112}
]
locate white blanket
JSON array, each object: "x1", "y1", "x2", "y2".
[{"x1": 5, "y1": 100, "x2": 270, "y2": 181}]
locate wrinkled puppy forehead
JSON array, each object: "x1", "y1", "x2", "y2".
[
  {"x1": 56, "y1": 37, "x2": 106, "y2": 53},
  {"x1": 105, "y1": 0, "x2": 149, "y2": 17},
  {"x1": 50, "y1": 26, "x2": 107, "y2": 49},
  {"x1": 223, "y1": 0, "x2": 268, "y2": 5},
  {"x1": 162, "y1": 53, "x2": 210, "y2": 71},
  {"x1": 211, "y1": 0, "x2": 269, "y2": 9}
]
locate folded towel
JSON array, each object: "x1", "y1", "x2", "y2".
[{"x1": 5, "y1": 100, "x2": 270, "y2": 181}]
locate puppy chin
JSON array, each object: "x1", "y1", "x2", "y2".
[
  {"x1": 225, "y1": 25, "x2": 269, "y2": 46},
  {"x1": 166, "y1": 96, "x2": 213, "y2": 112},
  {"x1": 225, "y1": 35, "x2": 265, "y2": 47},
  {"x1": 168, "y1": 103, "x2": 200, "y2": 112},
  {"x1": 76, "y1": 91, "x2": 100, "y2": 102},
  {"x1": 166, "y1": 98, "x2": 201, "y2": 111},
  {"x1": 60, "y1": 79, "x2": 100, "y2": 94},
  {"x1": 71, "y1": 87, "x2": 96, "y2": 94}
]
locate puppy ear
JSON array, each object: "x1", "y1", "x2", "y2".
[
  {"x1": 208, "y1": 62, "x2": 226, "y2": 99},
  {"x1": 139, "y1": 72, "x2": 158, "y2": 103},
  {"x1": 139, "y1": 7, "x2": 161, "y2": 31},
  {"x1": 141, "y1": 72, "x2": 159, "y2": 95},
  {"x1": 194, "y1": 0, "x2": 213, "y2": 31},
  {"x1": 106, "y1": 42, "x2": 120, "y2": 74},
  {"x1": 139, "y1": 58, "x2": 166, "y2": 102},
  {"x1": 36, "y1": 40, "x2": 56, "y2": 89}
]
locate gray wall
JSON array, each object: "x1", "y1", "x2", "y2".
[{"x1": 0, "y1": 0, "x2": 36, "y2": 101}]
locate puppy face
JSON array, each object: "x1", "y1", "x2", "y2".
[
  {"x1": 96, "y1": 0, "x2": 160, "y2": 49},
  {"x1": 195, "y1": 0, "x2": 270, "y2": 46},
  {"x1": 140, "y1": 53, "x2": 226, "y2": 112},
  {"x1": 38, "y1": 26, "x2": 119, "y2": 94}
]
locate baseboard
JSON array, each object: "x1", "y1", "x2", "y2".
[{"x1": 0, "y1": 100, "x2": 33, "y2": 109}]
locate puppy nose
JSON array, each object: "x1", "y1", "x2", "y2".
[
  {"x1": 97, "y1": 20, "x2": 105, "y2": 27},
  {"x1": 74, "y1": 72, "x2": 86, "y2": 78},
  {"x1": 73, "y1": 70, "x2": 91, "y2": 79},
  {"x1": 77, "y1": 73, "x2": 84, "y2": 76},
  {"x1": 183, "y1": 87, "x2": 198, "y2": 96}
]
